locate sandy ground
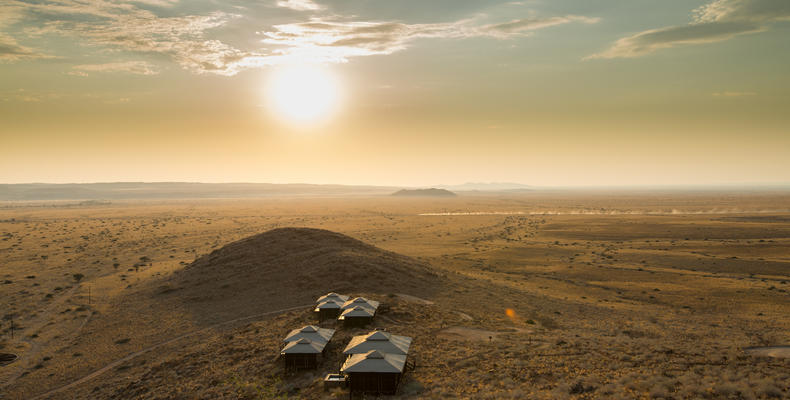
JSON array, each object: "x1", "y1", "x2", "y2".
[{"x1": 1, "y1": 191, "x2": 789, "y2": 399}]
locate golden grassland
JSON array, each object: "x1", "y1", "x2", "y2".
[{"x1": 1, "y1": 191, "x2": 789, "y2": 399}]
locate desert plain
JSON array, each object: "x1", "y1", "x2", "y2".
[{"x1": 1, "y1": 190, "x2": 789, "y2": 399}]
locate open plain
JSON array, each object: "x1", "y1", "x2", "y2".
[{"x1": 1, "y1": 191, "x2": 789, "y2": 399}]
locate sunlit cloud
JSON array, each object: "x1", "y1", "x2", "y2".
[
  {"x1": 277, "y1": 0, "x2": 324, "y2": 11},
  {"x1": 69, "y1": 61, "x2": 160, "y2": 76},
  {"x1": 588, "y1": 0, "x2": 790, "y2": 59},
  {"x1": 0, "y1": 0, "x2": 597, "y2": 75},
  {"x1": 481, "y1": 15, "x2": 599, "y2": 37},
  {"x1": 3, "y1": 0, "x2": 252, "y2": 75},
  {"x1": 260, "y1": 15, "x2": 598, "y2": 64}
]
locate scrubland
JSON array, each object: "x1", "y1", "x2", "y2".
[{"x1": 1, "y1": 191, "x2": 789, "y2": 399}]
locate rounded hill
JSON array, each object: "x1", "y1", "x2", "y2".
[{"x1": 168, "y1": 228, "x2": 441, "y2": 318}]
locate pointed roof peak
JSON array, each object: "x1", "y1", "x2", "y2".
[
  {"x1": 367, "y1": 331, "x2": 391, "y2": 341},
  {"x1": 301, "y1": 325, "x2": 318, "y2": 332},
  {"x1": 366, "y1": 350, "x2": 385, "y2": 359}
]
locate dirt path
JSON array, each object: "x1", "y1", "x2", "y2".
[{"x1": 30, "y1": 304, "x2": 311, "y2": 400}]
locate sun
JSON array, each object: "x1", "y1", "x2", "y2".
[{"x1": 266, "y1": 64, "x2": 341, "y2": 124}]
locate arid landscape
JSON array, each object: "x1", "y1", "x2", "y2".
[{"x1": 1, "y1": 191, "x2": 789, "y2": 399}]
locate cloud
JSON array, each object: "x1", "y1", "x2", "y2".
[
  {"x1": 1, "y1": 0, "x2": 596, "y2": 75},
  {"x1": 0, "y1": 88, "x2": 62, "y2": 102},
  {"x1": 712, "y1": 91, "x2": 756, "y2": 97},
  {"x1": 481, "y1": 15, "x2": 599, "y2": 37},
  {"x1": 276, "y1": 0, "x2": 324, "y2": 11},
  {"x1": 0, "y1": 34, "x2": 50, "y2": 61},
  {"x1": 261, "y1": 15, "x2": 598, "y2": 63},
  {"x1": 0, "y1": 3, "x2": 51, "y2": 61},
  {"x1": 3, "y1": 0, "x2": 252, "y2": 75},
  {"x1": 588, "y1": 0, "x2": 790, "y2": 59},
  {"x1": 69, "y1": 61, "x2": 160, "y2": 76}
]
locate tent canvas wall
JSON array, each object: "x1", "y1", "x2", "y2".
[
  {"x1": 281, "y1": 338, "x2": 326, "y2": 370},
  {"x1": 341, "y1": 350, "x2": 406, "y2": 395}
]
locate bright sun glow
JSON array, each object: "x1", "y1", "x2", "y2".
[{"x1": 267, "y1": 65, "x2": 340, "y2": 124}]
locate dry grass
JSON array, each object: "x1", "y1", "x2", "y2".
[{"x1": 1, "y1": 193, "x2": 789, "y2": 398}]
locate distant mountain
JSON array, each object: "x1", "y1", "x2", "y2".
[
  {"x1": 436, "y1": 182, "x2": 533, "y2": 192},
  {"x1": 392, "y1": 188, "x2": 457, "y2": 197},
  {"x1": 0, "y1": 182, "x2": 399, "y2": 201}
]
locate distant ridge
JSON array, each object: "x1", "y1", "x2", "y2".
[
  {"x1": 0, "y1": 182, "x2": 399, "y2": 201},
  {"x1": 436, "y1": 182, "x2": 533, "y2": 192},
  {"x1": 392, "y1": 188, "x2": 457, "y2": 197}
]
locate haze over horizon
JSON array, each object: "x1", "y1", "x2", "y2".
[{"x1": 2, "y1": 0, "x2": 789, "y2": 186}]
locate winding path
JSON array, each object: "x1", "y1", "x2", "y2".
[{"x1": 31, "y1": 304, "x2": 311, "y2": 399}]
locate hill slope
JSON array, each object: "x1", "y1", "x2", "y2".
[{"x1": 167, "y1": 228, "x2": 441, "y2": 320}]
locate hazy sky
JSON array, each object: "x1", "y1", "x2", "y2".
[{"x1": 1, "y1": 0, "x2": 789, "y2": 186}]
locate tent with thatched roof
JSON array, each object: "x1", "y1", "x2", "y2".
[
  {"x1": 341, "y1": 350, "x2": 406, "y2": 395},
  {"x1": 343, "y1": 331, "x2": 412, "y2": 356}
]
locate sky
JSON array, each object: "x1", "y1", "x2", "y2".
[{"x1": 1, "y1": 0, "x2": 789, "y2": 187}]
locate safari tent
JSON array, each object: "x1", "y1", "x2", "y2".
[
  {"x1": 341, "y1": 350, "x2": 406, "y2": 395},
  {"x1": 343, "y1": 331, "x2": 412, "y2": 356},
  {"x1": 314, "y1": 300, "x2": 343, "y2": 321},
  {"x1": 341, "y1": 297, "x2": 380, "y2": 312},
  {"x1": 283, "y1": 325, "x2": 335, "y2": 344},
  {"x1": 280, "y1": 338, "x2": 326, "y2": 370},
  {"x1": 338, "y1": 306, "x2": 375, "y2": 327}
]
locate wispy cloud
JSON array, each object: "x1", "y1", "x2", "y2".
[
  {"x1": 588, "y1": 0, "x2": 790, "y2": 59},
  {"x1": 481, "y1": 15, "x2": 599, "y2": 37},
  {"x1": 276, "y1": 0, "x2": 324, "y2": 11},
  {"x1": 260, "y1": 15, "x2": 598, "y2": 63},
  {"x1": 4, "y1": 0, "x2": 251, "y2": 75},
  {"x1": 0, "y1": 0, "x2": 597, "y2": 75},
  {"x1": 712, "y1": 91, "x2": 757, "y2": 97},
  {"x1": 0, "y1": 4, "x2": 51, "y2": 61},
  {"x1": 0, "y1": 34, "x2": 50, "y2": 61},
  {"x1": 69, "y1": 61, "x2": 160, "y2": 76},
  {"x1": 0, "y1": 88, "x2": 62, "y2": 102}
]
